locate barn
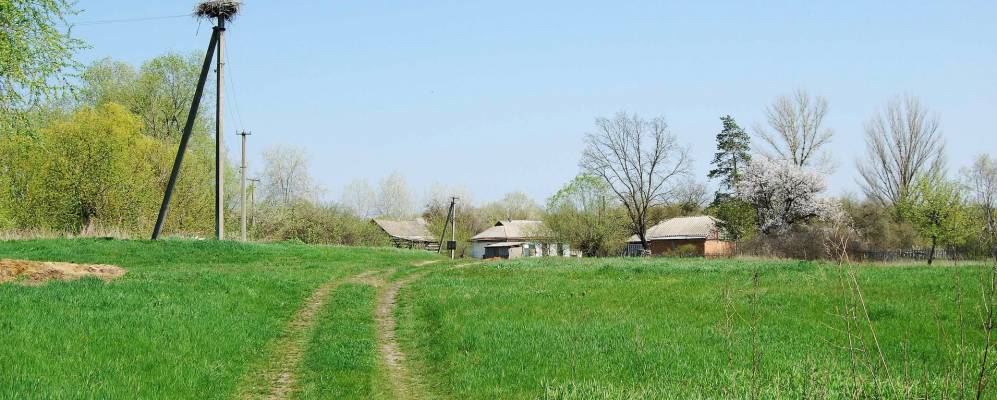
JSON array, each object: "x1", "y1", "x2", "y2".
[
  {"x1": 470, "y1": 220, "x2": 571, "y2": 259},
  {"x1": 372, "y1": 218, "x2": 439, "y2": 251},
  {"x1": 626, "y1": 216, "x2": 734, "y2": 258}
]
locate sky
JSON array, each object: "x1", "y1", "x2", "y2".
[{"x1": 70, "y1": 1, "x2": 997, "y2": 206}]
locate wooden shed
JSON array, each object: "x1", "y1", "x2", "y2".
[
  {"x1": 627, "y1": 216, "x2": 734, "y2": 258},
  {"x1": 372, "y1": 218, "x2": 439, "y2": 251}
]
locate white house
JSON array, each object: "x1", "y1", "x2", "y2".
[{"x1": 469, "y1": 220, "x2": 572, "y2": 259}]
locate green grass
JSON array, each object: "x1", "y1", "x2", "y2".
[
  {"x1": 294, "y1": 283, "x2": 379, "y2": 400},
  {"x1": 0, "y1": 238, "x2": 434, "y2": 399},
  {"x1": 5, "y1": 239, "x2": 995, "y2": 399},
  {"x1": 398, "y1": 257, "x2": 996, "y2": 399}
]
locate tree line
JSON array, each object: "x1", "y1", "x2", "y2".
[{"x1": 1, "y1": 3, "x2": 994, "y2": 262}]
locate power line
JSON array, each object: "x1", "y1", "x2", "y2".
[
  {"x1": 223, "y1": 40, "x2": 246, "y2": 134},
  {"x1": 71, "y1": 13, "x2": 192, "y2": 27}
]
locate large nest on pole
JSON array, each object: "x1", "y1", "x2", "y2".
[{"x1": 194, "y1": 0, "x2": 242, "y2": 22}]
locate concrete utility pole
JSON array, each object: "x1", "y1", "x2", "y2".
[
  {"x1": 248, "y1": 178, "x2": 260, "y2": 229},
  {"x1": 450, "y1": 196, "x2": 458, "y2": 260},
  {"x1": 153, "y1": 0, "x2": 240, "y2": 240},
  {"x1": 215, "y1": 15, "x2": 226, "y2": 240},
  {"x1": 238, "y1": 131, "x2": 251, "y2": 242}
]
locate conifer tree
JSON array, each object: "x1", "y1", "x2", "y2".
[{"x1": 708, "y1": 115, "x2": 752, "y2": 200}]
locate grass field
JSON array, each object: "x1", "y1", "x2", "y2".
[{"x1": 2, "y1": 239, "x2": 995, "y2": 399}]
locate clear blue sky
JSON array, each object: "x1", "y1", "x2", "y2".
[{"x1": 71, "y1": 1, "x2": 997, "y2": 205}]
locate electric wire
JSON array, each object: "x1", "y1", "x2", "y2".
[{"x1": 71, "y1": 13, "x2": 193, "y2": 26}]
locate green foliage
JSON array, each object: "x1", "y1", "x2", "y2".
[
  {"x1": 0, "y1": 0, "x2": 86, "y2": 130},
  {"x1": 900, "y1": 178, "x2": 971, "y2": 263},
  {"x1": 708, "y1": 115, "x2": 751, "y2": 199},
  {"x1": 0, "y1": 103, "x2": 162, "y2": 232},
  {"x1": 545, "y1": 174, "x2": 628, "y2": 256},
  {"x1": 707, "y1": 198, "x2": 757, "y2": 241},
  {"x1": 79, "y1": 53, "x2": 212, "y2": 140}
]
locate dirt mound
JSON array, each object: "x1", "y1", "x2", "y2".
[{"x1": 0, "y1": 259, "x2": 126, "y2": 285}]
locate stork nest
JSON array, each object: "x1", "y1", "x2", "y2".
[{"x1": 194, "y1": 0, "x2": 242, "y2": 22}]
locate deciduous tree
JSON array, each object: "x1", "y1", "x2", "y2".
[
  {"x1": 901, "y1": 178, "x2": 970, "y2": 265},
  {"x1": 736, "y1": 157, "x2": 839, "y2": 234},
  {"x1": 580, "y1": 112, "x2": 691, "y2": 250},
  {"x1": 545, "y1": 174, "x2": 627, "y2": 256},
  {"x1": 1, "y1": 0, "x2": 85, "y2": 130},
  {"x1": 857, "y1": 95, "x2": 946, "y2": 209},
  {"x1": 755, "y1": 89, "x2": 833, "y2": 169}
]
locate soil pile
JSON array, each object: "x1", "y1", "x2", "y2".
[{"x1": 0, "y1": 259, "x2": 126, "y2": 285}]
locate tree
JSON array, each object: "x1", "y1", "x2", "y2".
[
  {"x1": 1, "y1": 0, "x2": 85, "y2": 130},
  {"x1": 708, "y1": 198, "x2": 757, "y2": 242},
  {"x1": 545, "y1": 174, "x2": 628, "y2": 256},
  {"x1": 962, "y1": 154, "x2": 997, "y2": 250},
  {"x1": 341, "y1": 178, "x2": 377, "y2": 218},
  {"x1": 580, "y1": 112, "x2": 691, "y2": 250},
  {"x1": 755, "y1": 89, "x2": 833, "y2": 169},
  {"x1": 857, "y1": 95, "x2": 946, "y2": 208},
  {"x1": 376, "y1": 171, "x2": 414, "y2": 218},
  {"x1": 260, "y1": 145, "x2": 320, "y2": 206},
  {"x1": 736, "y1": 156, "x2": 840, "y2": 234},
  {"x1": 901, "y1": 178, "x2": 970, "y2": 265},
  {"x1": 708, "y1": 115, "x2": 751, "y2": 199},
  {"x1": 481, "y1": 191, "x2": 542, "y2": 222},
  {"x1": 0, "y1": 103, "x2": 159, "y2": 232},
  {"x1": 79, "y1": 53, "x2": 212, "y2": 140},
  {"x1": 669, "y1": 177, "x2": 709, "y2": 215}
]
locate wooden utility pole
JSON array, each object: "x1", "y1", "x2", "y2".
[
  {"x1": 238, "y1": 131, "x2": 251, "y2": 241},
  {"x1": 215, "y1": 16, "x2": 226, "y2": 240}
]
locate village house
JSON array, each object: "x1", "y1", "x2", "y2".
[
  {"x1": 372, "y1": 218, "x2": 439, "y2": 251},
  {"x1": 470, "y1": 220, "x2": 571, "y2": 259},
  {"x1": 626, "y1": 216, "x2": 735, "y2": 258}
]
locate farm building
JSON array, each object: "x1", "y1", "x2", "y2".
[
  {"x1": 626, "y1": 216, "x2": 734, "y2": 258},
  {"x1": 372, "y1": 218, "x2": 439, "y2": 251},
  {"x1": 470, "y1": 220, "x2": 572, "y2": 259}
]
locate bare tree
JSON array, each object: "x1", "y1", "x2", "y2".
[
  {"x1": 670, "y1": 177, "x2": 710, "y2": 214},
  {"x1": 963, "y1": 154, "x2": 997, "y2": 244},
  {"x1": 341, "y1": 178, "x2": 377, "y2": 218},
  {"x1": 376, "y1": 171, "x2": 414, "y2": 218},
  {"x1": 260, "y1": 145, "x2": 320, "y2": 206},
  {"x1": 857, "y1": 95, "x2": 946, "y2": 208},
  {"x1": 580, "y1": 112, "x2": 691, "y2": 250},
  {"x1": 755, "y1": 89, "x2": 833, "y2": 168}
]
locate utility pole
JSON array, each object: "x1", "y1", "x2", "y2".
[
  {"x1": 215, "y1": 15, "x2": 226, "y2": 240},
  {"x1": 238, "y1": 131, "x2": 251, "y2": 242},
  {"x1": 450, "y1": 196, "x2": 458, "y2": 260},
  {"x1": 438, "y1": 196, "x2": 458, "y2": 259},
  {"x1": 153, "y1": 1, "x2": 240, "y2": 240},
  {"x1": 248, "y1": 177, "x2": 260, "y2": 231}
]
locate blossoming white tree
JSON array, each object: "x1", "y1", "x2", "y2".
[{"x1": 736, "y1": 157, "x2": 840, "y2": 234}]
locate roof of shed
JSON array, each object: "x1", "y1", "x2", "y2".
[
  {"x1": 628, "y1": 216, "x2": 723, "y2": 243},
  {"x1": 373, "y1": 218, "x2": 435, "y2": 242},
  {"x1": 471, "y1": 220, "x2": 547, "y2": 241}
]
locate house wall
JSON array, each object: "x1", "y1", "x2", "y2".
[
  {"x1": 647, "y1": 239, "x2": 706, "y2": 256},
  {"x1": 642, "y1": 238, "x2": 735, "y2": 257},
  {"x1": 704, "y1": 240, "x2": 735, "y2": 258},
  {"x1": 471, "y1": 241, "x2": 490, "y2": 259}
]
